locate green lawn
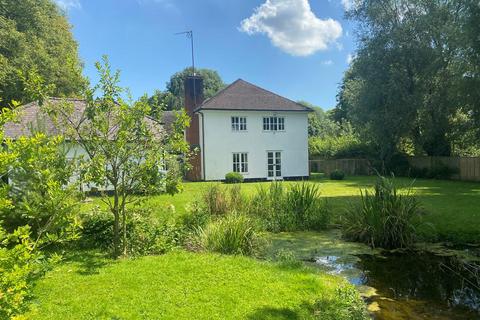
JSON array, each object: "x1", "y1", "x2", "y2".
[
  {"x1": 25, "y1": 251, "x2": 352, "y2": 320},
  {"x1": 129, "y1": 175, "x2": 480, "y2": 244}
]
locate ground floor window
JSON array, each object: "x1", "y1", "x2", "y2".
[
  {"x1": 267, "y1": 151, "x2": 281, "y2": 178},
  {"x1": 233, "y1": 152, "x2": 248, "y2": 173}
]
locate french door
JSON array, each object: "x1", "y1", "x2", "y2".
[{"x1": 267, "y1": 151, "x2": 282, "y2": 179}]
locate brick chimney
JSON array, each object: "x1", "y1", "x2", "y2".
[{"x1": 184, "y1": 75, "x2": 204, "y2": 181}]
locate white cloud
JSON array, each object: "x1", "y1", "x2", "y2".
[
  {"x1": 341, "y1": 0, "x2": 362, "y2": 11},
  {"x1": 239, "y1": 0, "x2": 342, "y2": 56},
  {"x1": 346, "y1": 53, "x2": 355, "y2": 64},
  {"x1": 341, "y1": 0, "x2": 354, "y2": 11},
  {"x1": 322, "y1": 60, "x2": 333, "y2": 65},
  {"x1": 55, "y1": 0, "x2": 81, "y2": 11}
]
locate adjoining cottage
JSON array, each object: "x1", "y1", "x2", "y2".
[
  {"x1": 4, "y1": 77, "x2": 312, "y2": 183},
  {"x1": 184, "y1": 76, "x2": 312, "y2": 181}
]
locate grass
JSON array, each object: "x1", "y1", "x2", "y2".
[
  {"x1": 88, "y1": 175, "x2": 479, "y2": 244},
  {"x1": 25, "y1": 250, "x2": 356, "y2": 320}
]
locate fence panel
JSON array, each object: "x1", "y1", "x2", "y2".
[{"x1": 310, "y1": 156, "x2": 480, "y2": 182}]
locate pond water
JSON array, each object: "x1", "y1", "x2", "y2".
[{"x1": 267, "y1": 231, "x2": 480, "y2": 320}]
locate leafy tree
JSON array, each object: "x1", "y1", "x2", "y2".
[
  {"x1": 336, "y1": 0, "x2": 480, "y2": 159},
  {"x1": 0, "y1": 0, "x2": 86, "y2": 104},
  {"x1": 0, "y1": 105, "x2": 77, "y2": 318},
  {"x1": 49, "y1": 57, "x2": 190, "y2": 258},
  {"x1": 147, "y1": 67, "x2": 225, "y2": 115}
]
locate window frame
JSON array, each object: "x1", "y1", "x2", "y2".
[
  {"x1": 231, "y1": 116, "x2": 247, "y2": 132},
  {"x1": 262, "y1": 116, "x2": 285, "y2": 132},
  {"x1": 232, "y1": 152, "x2": 249, "y2": 174}
]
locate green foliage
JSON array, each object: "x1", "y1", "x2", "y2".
[
  {"x1": 201, "y1": 184, "x2": 244, "y2": 216},
  {"x1": 224, "y1": 171, "x2": 244, "y2": 184},
  {"x1": 342, "y1": 176, "x2": 423, "y2": 249},
  {"x1": 309, "y1": 132, "x2": 371, "y2": 159},
  {"x1": 330, "y1": 170, "x2": 345, "y2": 180},
  {"x1": 1, "y1": 134, "x2": 80, "y2": 242},
  {"x1": 0, "y1": 0, "x2": 86, "y2": 104},
  {"x1": 248, "y1": 182, "x2": 331, "y2": 232},
  {"x1": 195, "y1": 213, "x2": 263, "y2": 256},
  {"x1": 0, "y1": 105, "x2": 76, "y2": 318},
  {"x1": 0, "y1": 226, "x2": 50, "y2": 319},
  {"x1": 47, "y1": 56, "x2": 190, "y2": 258},
  {"x1": 147, "y1": 67, "x2": 225, "y2": 114},
  {"x1": 410, "y1": 164, "x2": 459, "y2": 180},
  {"x1": 337, "y1": 0, "x2": 480, "y2": 159},
  {"x1": 80, "y1": 206, "x2": 183, "y2": 256},
  {"x1": 314, "y1": 284, "x2": 369, "y2": 320}
]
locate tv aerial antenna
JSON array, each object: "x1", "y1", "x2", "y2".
[{"x1": 175, "y1": 30, "x2": 195, "y2": 76}]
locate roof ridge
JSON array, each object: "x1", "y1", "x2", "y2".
[
  {"x1": 195, "y1": 78, "x2": 312, "y2": 112},
  {"x1": 194, "y1": 79, "x2": 242, "y2": 112},
  {"x1": 236, "y1": 79, "x2": 311, "y2": 111}
]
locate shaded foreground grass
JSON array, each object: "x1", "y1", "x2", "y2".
[
  {"x1": 98, "y1": 175, "x2": 479, "y2": 244},
  {"x1": 25, "y1": 250, "x2": 352, "y2": 320}
]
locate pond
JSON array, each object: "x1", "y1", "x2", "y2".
[{"x1": 266, "y1": 231, "x2": 480, "y2": 320}]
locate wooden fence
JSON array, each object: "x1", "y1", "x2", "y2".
[
  {"x1": 407, "y1": 156, "x2": 480, "y2": 182},
  {"x1": 309, "y1": 156, "x2": 480, "y2": 182},
  {"x1": 309, "y1": 158, "x2": 371, "y2": 176}
]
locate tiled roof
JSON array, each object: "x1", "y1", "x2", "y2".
[
  {"x1": 4, "y1": 98, "x2": 172, "y2": 140},
  {"x1": 194, "y1": 79, "x2": 312, "y2": 112}
]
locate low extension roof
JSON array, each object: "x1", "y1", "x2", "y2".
[
  {"x1": 4, "y1": 98, "x2": 175, "y2": 140},
  {"x1": 194, "y1": 79, "x2": 312, "y2": 113}
]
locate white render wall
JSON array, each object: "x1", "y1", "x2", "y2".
[{"x1": 199, "y1": 110, "x2": 309, "y2": 180}]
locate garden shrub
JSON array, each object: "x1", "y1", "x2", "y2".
[
  {"x1": 330, "y1": 169, "x2": 345, "y2": 180},
  {"x1": 126, "y1": 207, "x2": 184, "y2": 256},
  {"x1": 341, "y1": 176, "x2": 423, "y2": 249},
  {"x1": 314, "y1": 284, "x2": 369, "y2": 320},
  {"x1": 80, "y1": 206, "x2": 184, "y2": 256},
  {"x1": 79, "y1": 206, "x2": 113, "y2": 250},
  {"x1": 202, "y1": 184, "x2": 244, "y2": 216},
  {"x1": 225, "y1": 172, "x2": 244, "y2": 184},
  {"x1": 248, "y1": 182, "x2": 331, "y2": 232},
  {"x1": 0, "y1": 226, "x2": 61, "y2": 319},
  {"x1": 274, "y1": 249, "x2": 303, "y2": 269},
  {"x1": 426, "y1": 164, "x2": 459, "y2": 180},
  {"x1": 202, "y1": 184, "x2": 229, "y2": 216},
  {"x1": 179, "y1": 201, "x2": 211, "y2": 232},
  {"x1": 195, "y1": 213, "x2": 263, "y2": 256},
  {"x1": 309, "y1": 134, "x2": 373, "y2": 159}
]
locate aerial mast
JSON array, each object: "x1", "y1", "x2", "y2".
[{"x1": 175, "y1": 30, "x2": 198, "y2": 106}]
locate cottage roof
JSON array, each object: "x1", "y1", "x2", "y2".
[{"x1": 194, "y1": 79, "x2": 312, "y2": 112}]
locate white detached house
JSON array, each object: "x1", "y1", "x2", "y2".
[{"x1": 184, "y1": 76, "x2": 312, "y2": 181}]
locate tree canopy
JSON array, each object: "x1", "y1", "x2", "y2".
[
  {"x1": 0, "y1": 0, "x2": 86, "y2": 104},
  {"x1": 335, "y1": 0, "x2": 480, "y2": 159},
  {"x1": 147, "y1": 67, "x2": 225, "y2": 116}
]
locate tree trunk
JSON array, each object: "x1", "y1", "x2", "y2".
[
  {"x1": 121, "y1": 205, "x2": 127, "y2": 256},
  {"x1": 112, "y1": 191, "x2": 121, "y2": 258}
]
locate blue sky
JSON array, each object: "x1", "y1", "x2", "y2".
[{"x1": 56, "y1": 0, "x2": 356, "y2": 109}]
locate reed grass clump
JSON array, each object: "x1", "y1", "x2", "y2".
[
  {"x1": 341, "y1": 176, "x2": 422, "y2": 249},
  {"x1": 195, "y1": 213, "x2": 262, "y2": 256}
]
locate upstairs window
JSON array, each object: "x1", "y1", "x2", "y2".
[
  {"x1": 263, "y1": 116, "x2": 285, "y2": 131},
  {"x1": 233, "y1": 152, "x2": 248, "y2": 173},
  {"x1": 231, "y1": 116, "x2": 247, "y2": 131}
]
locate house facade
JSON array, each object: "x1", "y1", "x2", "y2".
[{"x1": 184, "y1": 77, "x2": 312, "y2": 181}]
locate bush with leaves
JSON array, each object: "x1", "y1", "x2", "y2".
[
  {"x1": 330, "y1": 169, "x2": 345, "y2": 180},
  {"x1": 342, "y1": 176, "x2": 423, "y2": 249},
  {"x1": 194, "y1": 213, "x2": 263, "y2": 256},
  {"x1": 248, "y1": 182, "x2": 331, "y2": 232},
  {"x1": 0, "y1": 106, "x2": 79, "y2": 318},
  {"x1": 314, "y1": 284, "x2": 369, "y2": 320},
  {"x1": 80, "y1": 206, "x2": 184, "y2": 256},
  {"x1": 225, "y1": 172, "x2": 244, "y2": 184}
]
